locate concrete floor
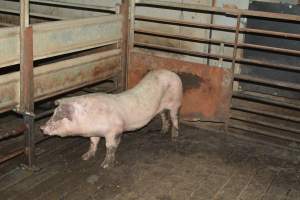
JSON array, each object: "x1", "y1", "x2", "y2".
[{"x1": 0, "y1": 120, "x2": 300, "y2": 200}]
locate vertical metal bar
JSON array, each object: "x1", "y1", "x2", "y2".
[
  {"x1": 127, "y1": 0, "x2": 135, "y2": 82},
  {"x1": 120, "y1": 0, "x2": 130, "y2": 90},
  {"x1": 225, "y1": 14, "x2": 241, "y2": 134},
  {"x1": 20, "y1": 0, "x2": 35, "y2": 168},
  {"x1": 207, "y1": 0, "x2": 216, "y2": 66},
  {"x1": 231, "y1": 14, "x2": 241, "y2": 73}
]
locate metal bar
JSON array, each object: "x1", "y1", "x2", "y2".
[
  {"x1": 241, "y1": 27, "x2": 300, "y2": 40},
  {"x1": 128, "y1": 0, "x2": 135, "y2": 81},
  {"x1": 207, "y1": 0, "x2": 216, "y2": 66},
  {"x1": 135, "y1": 15, "x2": 300, "y2": 40},
  {"x1": 231, "y1": 14, "x2": 241, "y2": 72},
  {"x1": 231, "y1": 115, "x2": 300, "y2": 134},
  {"x1": 226, "y1": 14, "x2": 241, "y2": 133},
  {"x1": 136, "y1": 0, "x2": 300, "y2": 22},
  {"x1": 0, "y1": 22, "x2": 15, "y2": 27},
  {"x1": 0, "y1": 124, "x2": 27, "y2": 140},
  {"x1": 135, "y1": 15, "x2": 235, "y2": 32},
  {"x1": 135, "y1": 28, "x2": 232, "y2": 45},
  {"x1": 0, "y1": 149, "x2": 24, "y2": 164},
  {"x1": 229, "y1": 123, "x2": 300, "y2": 143},
  {"x1": 0, "y1": 7, "x2": 66, "y2": 20},
  {"x1": 24, "y1": 114, "x2": 35, "y2": 167},
  {"x1": 233, "y1": 92, "x2": 300, "y2": 110},
  {"x1": 231, "y1": 106, "x2": 300, "y2": 123},
  {"x1": 20, "y1": 0, "x2": 35, "y2": 168},
  {"x1": 237, "y1": 58, "x2": 300, "y2": 72},
  {"x1": 239, "y1": 43, "x2": 300, "y2": 56},
  {"x1": 135, "y1": 42, "x2": 226, "y2": 60},
  {"x1": 235, "y1": 74, "x2": 300, "y2": 91},
  {"x1": 29, "y1": 0, "x2": 116, "y2": 13},
  {"x1": 35, "y1": 109, "x2": 55, "y2": 120},
  {"x1": 120, "y1": 0, "x2": 130, "y2": 90}
]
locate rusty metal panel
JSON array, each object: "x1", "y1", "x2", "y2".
[
  {"x1": 0, "y1": 15, "x2": 122, "y2": 68},
  {"x1": 0, "y1": 49, "x2": 121, "y2": 113},
  {"x1": 129, "y1": 51, "x2": 232, "y2": 122}
]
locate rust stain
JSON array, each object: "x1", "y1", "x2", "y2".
[
  {"x1": 177, "y1": 72, "x2": 203, "y2": 92},
  {"x1": 129, "y1": 52, "x2": 232, "y2": 122}
]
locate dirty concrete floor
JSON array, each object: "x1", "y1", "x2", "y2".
[{"x1": 0, "y1": 121, "x2": 300, "y2": 200}]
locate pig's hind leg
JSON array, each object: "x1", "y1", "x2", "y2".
[
  {"x1": 82, "y1": 137, "x2": 101, "y2": 161},
  {"x1": 160, "y1": 110, "x2": 170, "y2": 134},
  {"x1": 101, "y1": 134, "x2": 122, "y2": 169},
  {"x1": 170, "y1": 107, "x2": 180, "y2": 141}
]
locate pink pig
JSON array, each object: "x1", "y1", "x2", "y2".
[{"x1": 41, "y1": 69, "x2": 183, "y2": 168}]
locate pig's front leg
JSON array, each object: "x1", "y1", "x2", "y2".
[
  {"x1": 101, "y1": 134, "x2": 122, "y2": 169},
  {"x1": 82, "y1": 137, "x2": 100, "y2": 161}
]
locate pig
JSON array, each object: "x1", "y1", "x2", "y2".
[{"x1": 40, "y1": 69, "x2": 183, "y2": 168}]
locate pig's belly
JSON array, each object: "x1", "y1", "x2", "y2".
[
  {"x1": 120, "y1": 98, "x2": 162, "y2": 131},
  {"x1": 124, "y1": 116, "x2": 155, "y2": 131}
]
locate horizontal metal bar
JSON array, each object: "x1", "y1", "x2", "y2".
[
  {"x1": 229, "y1": 122, "x2": 300, "y2": 143},
  {"x1": 231, "y1": 106, "x2": 300, "y2": 123},
  {"x1": 241, "y1": 27, "x2": 300, "y2": 40},
  {"x1": 136, "y1": 0, "x2": 300, "y2": 22},
  {"x1": 135, "y1": 41, "x2": 226, "y2": 60},
  {"x1": 135, "y1": 15, "x2": 300, "y2": 40},
  {"x1": 136, "y1": 28, "x2": 300, "y2": 57},
  {"x1": 231, "y1": 115, "x2": 300, "y2": 134},
  {"x1": 0, "y1": 148, "x2": 24, "y2": 164},
  {"x1": 239, "y1": 43, "x2": 300, "y2": 56},
  {"x1": 135, "y1": 28, "x2": 229, "y2": 45},
  {"x1": 0, "y1": 49, "x2": 121, "y2": 113},
  {"x1": 0, "y1": 7, "x2": 66, "y2": 20},
  {"x1": 29, "y1": 0, "x2": 116, "y2": 13},
  {"x1": 0, "y1": 22, "x2": 15, "y2": 27},
  {"x1": 135, "y1": 15, "x2": 235, "y2": 32},
  {"x1": 237, "y1": 58, "x2": 300, "y2": 72},
  {"x1": 0, "y1": 124, "x2": 27, "y2": 140},
  {"x1": 233, "y1": 92, "x2": 300, "y2": 110},
  {"x1": 35, "y1": 109, "x2": 55, "y2": 120},
  {"x1": 235, "y1": 74, "x2": 300, "y2": 91}
]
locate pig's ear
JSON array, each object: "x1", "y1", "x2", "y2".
[
  {"x1": 52, "y1": 103, "x2": 75, "y2": 122},
  {"x1": 59, "y1": 104, "x2": 75, "y2": 121},
  {"x1": 55, "y1": 99, "x2": 63, "y2": 106}
]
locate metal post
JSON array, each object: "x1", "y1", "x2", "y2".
[
  {"x1": 20, "y1": 0, "x2": 36, "y2": 169},
  {"x1": 120, "y1": 0, "x2": 130, "y2": 91},
  {"x1": 225, "y1": 14, "x2": 241, "y2": 134}
]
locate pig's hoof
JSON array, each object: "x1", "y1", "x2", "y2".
[
  {"x1": 160, "y1": 128, "x2": 169, "y2": 135},
  {"x1": 101, "y1": 159, "x2": 115, "y2": 169},
  {"x1": 81, "y1": 152, "x2": 95, "y2": 161},
  {"x1": 171, "y1": 128, "x2": 179, "y2": 142}
]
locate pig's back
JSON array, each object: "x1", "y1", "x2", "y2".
[{"x1": 117, "y1": 69, "x2": 182, "y2": 131}]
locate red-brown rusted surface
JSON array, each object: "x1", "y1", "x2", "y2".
[{"x1": 129, "y1": 52, "x2": 232, "y2": 122}]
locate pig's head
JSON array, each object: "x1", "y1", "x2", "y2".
[{"x1": 40, "y1": 101, "x2": 76, "y2": 137}]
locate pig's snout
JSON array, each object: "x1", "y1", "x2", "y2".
[{"x1": 40, "y1": 125, "x2": 49, "y2": 135}]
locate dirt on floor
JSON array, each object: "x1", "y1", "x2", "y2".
[{"x1": 0, "y1": 118, "x2": 300, "y2": 200}]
